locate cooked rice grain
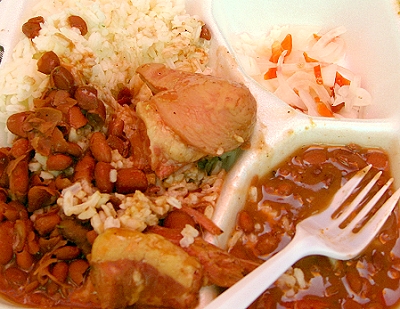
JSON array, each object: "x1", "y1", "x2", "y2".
[{"x1": 0, "y1": 0, "x2": 210, "y2": 142}]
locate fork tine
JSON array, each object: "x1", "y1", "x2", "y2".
[
  {"x1": 346, "y1": 180, "x2": 400, "y2": 233},
  {"x1": 323, "y1": 165, "x2": 372, "y2": 218},
  {"x1": 338, "y1": 170, "x2": 383, "y2": 221}
]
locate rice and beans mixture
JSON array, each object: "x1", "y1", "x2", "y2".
[{"x1": 0, "y1": 0, "x2": 228, "y2": 307}]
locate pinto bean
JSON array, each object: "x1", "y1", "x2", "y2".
[
  {"x1": 53, "y1": 246, "x2": 81, "y2": 260},
  {"x1": 7, "y1": 112, "x2": 31, "y2": 138},
  {"x1": 51, "y1": 66, "x2": 75, "y2": 91},
  {"x1": 52, "y1": 89, "x2": 71, "y2": 107},
  {"x1": 55, "y1": 175, "x2": 72, "y2": 190},
  {"x1": 68, "y1": 105, "x2": 88, "y2": 129},
  {"x1": 94, "y1": 162, "x2": 114, "y2": 193},
  {"x1": 74, "y1": 86, "x2": 98, "y2": 110},
  {"x1": 25, "y1": 281, "x2": 40, "y2": 294},
  {"x1": 332, "y1": 148, "x2": 365, "y2": 171},
  {"x1": 115, "y1": 168, "x2": 148, "y2": 194},
  {"x1": 8, "y1": 201, "x2": 28, "y2": 220},
  {"x1": 366, "y1": 151, "x2": 388, "y2": 170},
  {"x1": 86, "y1": 230, "x2": 98, "y2": 245},
  {"x1": 66, "y1": 142, "x2": 83, "y2": 158},
  {"x1": 26, "y1": 230, "x2": 40, "y2": 255},
  {"x1": 58, "y1": 121, "x2": 71, "y2": 137},
  {"x1": 1, "y1": 201, "x2": 25, "y2": 222},
  {"x1": 108, "y1": 115, "x2": 124, "y2": 137},
  {"x1": 200, "y1": 24, "x2": 212, "y2": 40},
  {"x1": 46, "y1": 153, "x2": 73, "y2": 171},
  {"x1": 16, "y1": 247, "x2": 34, "y2": 270},
  {"x1": 39, "y1": 236, "x2": 62, "y2": 253},
  {"x1": 0, "y1": 150, "x2": 9, "y2": 188},
  {"x1": 163, "y1": 210, "x2": 196, "y2": 230},
  {"x1": 346, "y1": 270, "x2": 365, "y2": 294},
  {"x1": 74, "y1": 154, "x2": 96, "y2": 183},
  {"x1": 67, "y1": 15, "x2": 88, "y2": 36},
  {"x1": 4, "y1": 267, "x2": 28, "y2": 286},
  {"x1": 37, "y1": 51, "x2": 60, "y2": 75},
  {"x1": 237, "y1": 210, "x2": 255, "y2": 233},
  {"x1": 10, "y1": 138, "x2": 32, "y2": 159},
  {"x1": 254, "y1": 232, "x2": 281, "y2": 256},
  {"x1": 0, "y1": 188, "x2": 7, "y2": 203},
  {"x1": 13, "y1": 219, "x2": 31, "y2": 253},
  {"x1": 117, "y1": 87, "x2": 133, "y2": 105},
  {"x1": 68, "y1": 259, "x2": 89, "y2": 285},
  {"x1": 28, "y1": 186, "x2": 58, "y2": 212},
  {"x1": 303, "y1": 148, "x2": 327, "y2": 165},
  {"x1": 90, "y1": 132, "x2": 112, "y2": 163},
  {"x1": 52, "y1": 261, "x2": 69, "y2": 283},
  {"x1": 87, "y1": 99, "x2": 106, "y2": 128},
  {"x1": 0, "y1": 221, "x2": 14, "y2": 265},
  {"x1": 22, "y1": 16, "x2": 44, "y2": 39},
  {"x1": 34, "y1": 97, "x2": 52, "y2": 108},
  {"x1": 8, "y1": 157, "x2": 29, "y2": 202},
  {"x1": 107, "y1": 135, "x2": 130, "y2": 158},
  {"x1": 34, "y1": 212, "x2": 61, "y2": 236},
  {"x1": 46, "y1": 280, "x2": 59, "y2": 296}
]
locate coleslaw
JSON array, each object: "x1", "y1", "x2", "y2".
[{"x1": 234, "y1": 25, "x2": 372, "y2": 118}]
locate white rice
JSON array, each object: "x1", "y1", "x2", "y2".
[
  {"x1": 0, "y1": 0, "x2": 210, "y2": 142},
  {"x1": 58, "y1": 165, "x2": 226, "y2": 236}
]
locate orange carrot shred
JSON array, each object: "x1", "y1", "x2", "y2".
[
  {"x1": 264, "y1": 67, "x2": 277, "y2": 80},
  {"x1": 335, "y1": 72, "x2": 351, "y2": 87},
  {"x1": 303, "y1": 52, "x2": 318, "y2": 63},
  {"x1": 269, "y1": 34, "x2": 292, "y2": 63},
  {"x1": 313, "y1": 33, "x2": 321, "y2": 40},
  {"x1": 269, "y1": 41, "x2": 283, "y2": 63},
  {"x1": 313, "y1": 64, "x2": 323, "y2": 85},
  {"x1": 315, "y1": 97, "x2": 333, "y2": 117},
  {"x1": 281, "y1": 34, "x2": 292, "y2": 56}
]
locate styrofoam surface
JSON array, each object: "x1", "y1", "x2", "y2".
[{"x1": 1, "y1": 0, "x2": 400, "y2": 308}]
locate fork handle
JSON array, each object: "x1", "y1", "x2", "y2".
[{"x1": 203, "y1": 229, "x2": 317, "y2": 309}]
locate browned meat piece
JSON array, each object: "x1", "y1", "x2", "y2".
[
  {"x1": 136, "y1": 63, "x2": 257, "y2": 155},
  {"x1": 135, "y1": 63, "x2": 257, "y2": 178},
  {"x1": 148, "y1": 225, "x2": 261, "y2": 288},
  {"x1": 136, "y1": 100, "x2": 206, "y2": 178},
  {"x1": 90, "y1": 228, "x2": 203, "y2": 309}
]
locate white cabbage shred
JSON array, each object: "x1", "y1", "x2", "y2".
[{"x1": 234, "y1": 25, "x2": 372, "y2": 118}]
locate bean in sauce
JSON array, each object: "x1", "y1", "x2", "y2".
[{"x1": 229, "y1": 144, "x2": 400, "y2": 309}]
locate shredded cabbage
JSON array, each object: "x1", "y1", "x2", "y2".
[{"x1": 234, "y1": 25, "x2": 372, "y2": 118}]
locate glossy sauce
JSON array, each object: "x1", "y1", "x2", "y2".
[{"x1": 229, "y1": 144, "x2": 400, "y2": 309}]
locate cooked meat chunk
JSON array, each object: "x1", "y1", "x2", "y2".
[
  {"x1": 136, "y1": 99, "x2": 207, "y2": 178},
  {"x1": 136, "y1": 63, "x2": 257, "y2": 156},
  {"x1": 90, "y1": 228, "x2": 203, "y2": 309}
]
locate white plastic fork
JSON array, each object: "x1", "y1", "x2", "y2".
[{"x1": 204, "y1": 165, "x2": 400, "y2": 309}]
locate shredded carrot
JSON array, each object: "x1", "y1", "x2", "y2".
[
  {"x1": 313, "y1": 64, "x2": 323, "y2": 85},
  {"x1": 264, "y1": 67, "x2": 277, "y2": 80},
  {"x1": 269, "y1": 41, "x2": 283, "y2": 63},
  {"x1": 269, "y1": 34, "x2": 292, "y2": 63},
  {"x1": 315, "y1": 97, "x2": 333, "y2": 117},
  {"x1": 281, "y1": 34, "x2": 292, "y2": 56},
  {"x1": 335, "y1": 72, "x2": 351, "y2": 86},
  {"x1": 313, "y1": 33, "x2": 321, "y2": 40},
  {"x1": 303, "y1": 52, "x2": 318, "y2": 62}
]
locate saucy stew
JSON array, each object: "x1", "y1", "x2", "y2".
[{"x1": 229, "y1": 144, "x2": 400, "y2": 309}]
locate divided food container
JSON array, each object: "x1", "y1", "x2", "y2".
[
  {"x1": 201, "y1": 0, "x2": 400, "y2": 306},
  {"x1": 1, "y1": 0, "x2": 400, "y2": 307}
]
